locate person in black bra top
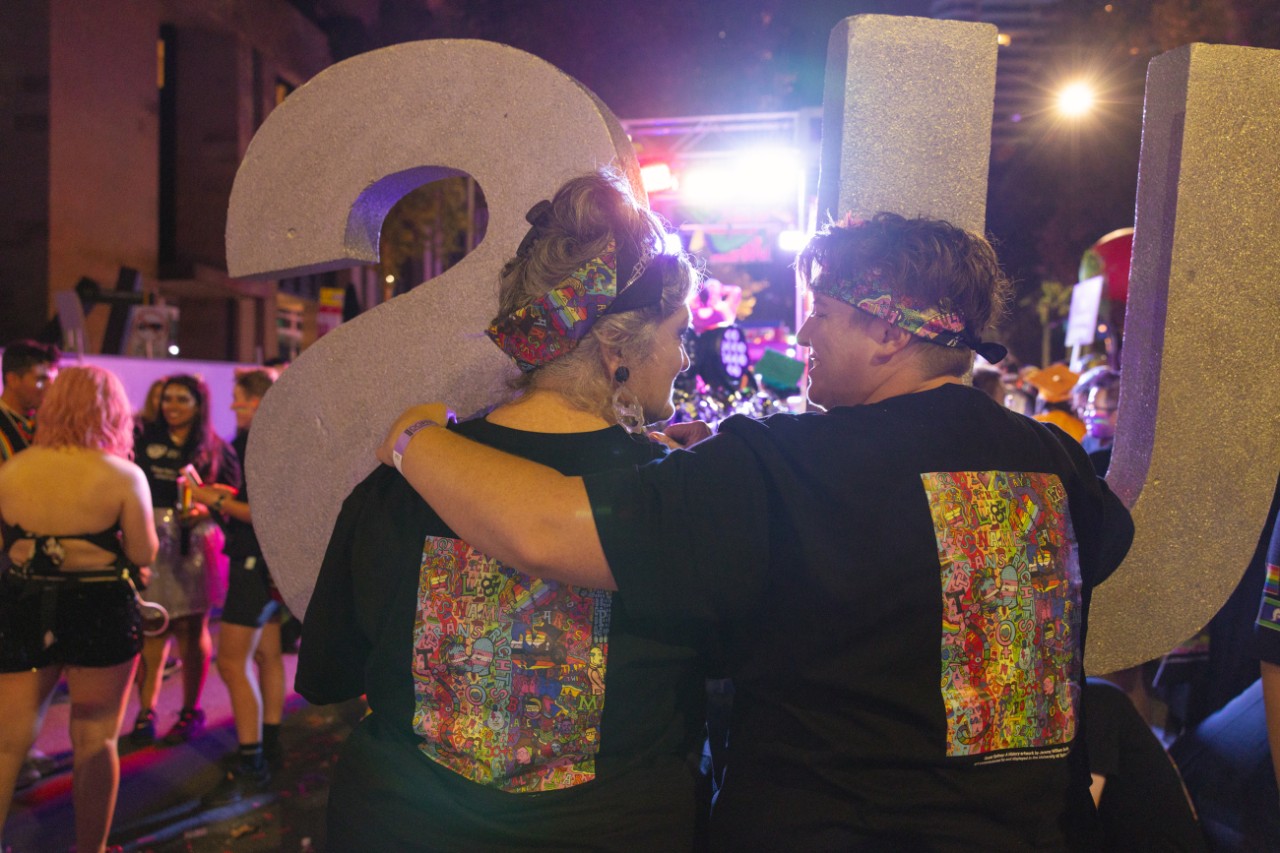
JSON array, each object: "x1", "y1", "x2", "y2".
[{"x1": 0, "y1": 365, "x2": 158, "y2": 853}]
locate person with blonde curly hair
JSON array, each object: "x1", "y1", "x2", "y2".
[
  {"x1": 0, "y1": 365, "x2": 158, "y2": 853},
  {"x1": 298, "y1": 170, "x2": 713, "y2": 850}
]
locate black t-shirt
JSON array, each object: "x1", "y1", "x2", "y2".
[
  {"x1": 134, "y1": 424, "x2": 240, "y2": 508},
  {"x1": 586, "y1": 384, "x2": 1134, "y2": 851},
  {"x1": 223, "y1": 429, "x2": 260, "y2": 560},
  {"x1": 297, "y1": 420, "x2": 712, "y2": 851},
  {"x1": 1084, "y1": 679, "x2": 1206, "y2": 852}
]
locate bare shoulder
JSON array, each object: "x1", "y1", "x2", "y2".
[
  {"x1": 37, "y1": 448, "x2": 142, "y2": 493},
  {"x1": 0, "y1": 446, "x2": 40, "y2": 485},
  {"x1": 100, "y1": 452, "x2": 148, "y2": 488}
]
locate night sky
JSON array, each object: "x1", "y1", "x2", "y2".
[
  {"x1": 338, "y1": 0, "x2": 1274, "y2": 362},
  {"x1": 346, "y1": 0, "x2": 936, "y2": 118}
]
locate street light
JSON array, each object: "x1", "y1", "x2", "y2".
[{"x1": 1056, "y1": 82, "x2": 1096, "y2": 117}]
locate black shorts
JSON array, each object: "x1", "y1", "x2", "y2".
[
  {"x1": 0, "y1": 572, "x2": 142, "y2": 671},
  {"x1": 220, "y1": 556, "x2": 281, "y2": 628}
]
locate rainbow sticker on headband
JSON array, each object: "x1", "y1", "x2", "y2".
[
  {"x1": 486, "y1": 243, "x2": 621, "y2": 372},
  {"x1": 486, "y1": 239, "x2": 670, "y2": 372}
]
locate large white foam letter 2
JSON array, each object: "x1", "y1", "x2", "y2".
[{"x1": 226, "y1": 40, "x2": 640, "y2": 613}]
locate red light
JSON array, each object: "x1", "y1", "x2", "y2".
[{"x1": 640, "y1": 163, "x2": 676, "y2": 194}]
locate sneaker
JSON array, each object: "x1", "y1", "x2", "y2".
[
  {"x1": 161, "y1": 707, "x2": 206, "y2": 745},
  {"x1": 128, "y1": 709, "x2": 157, "y2": 744},
  {"x1": 200, "y1": 763, "x2": 272, "y2": 808}
]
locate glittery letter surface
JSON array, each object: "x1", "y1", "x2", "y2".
[
  {"x1": 818, "y1": 15, "x2": 997, "y2": 234},
  {"x1": 1088, "y1": 44, "x2": 1280, "y2": 672}
]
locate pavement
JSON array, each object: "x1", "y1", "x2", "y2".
[{"x1": 4, "y1": 621, "x2": 367, "y2": 853}]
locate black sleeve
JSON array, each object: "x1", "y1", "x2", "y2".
[
  {"x1": 1090, "y1": 479, "x2": 1133, "y2": 589},
  {"x1": 584, "y1": 426, "x2": 772, "y2": 624},
  {"x1": 213, "y1": 439, "x2": 242, "y2": 491},
  {"x1": 296, "y1": 479, "x2": 373, "y2": 704},
  {"x1": 1085, "y1": 679, "x2": 1208, "y2": 852},
  {"x1": 1044, "y1": 423, "x2": 1134, "y2": 590}
]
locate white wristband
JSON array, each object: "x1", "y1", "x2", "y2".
[{"x1": 392, "y1": 418, "x2": 442, "y2": 473}]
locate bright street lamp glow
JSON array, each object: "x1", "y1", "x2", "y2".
[{"x1": 1057, "y1": 82, "x2": 1095, "y2": 117}]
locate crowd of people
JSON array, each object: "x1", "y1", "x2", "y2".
[
  {"x1": 0, "y1": 343, "x2": 289, "y2": 852},
  {"x1": 1, "y1": 168, "x2": 1275, "y2": 852}
]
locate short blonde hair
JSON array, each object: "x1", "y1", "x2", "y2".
[
  {"x1": 234, "y1": 366, "x2": 278, "y2": 400},
  {"x1": 798, "y1": 213, "x2": 1011, "y2": 378},
  {"x1": 35, "y1": 365, "x2": 134, "y2": 459}
]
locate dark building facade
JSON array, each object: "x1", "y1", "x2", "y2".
[{"x1": 0, "y1": 1, "x2": 385, "y2": 360}]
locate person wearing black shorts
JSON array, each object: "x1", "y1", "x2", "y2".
[
  {"x1": 190, "y1": 368, "x2": 284, "y2": 805},
  {"x1": 0, "y1": 365, "x2": 159, "y2": 853}
]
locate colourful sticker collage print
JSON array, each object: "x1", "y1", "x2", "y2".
[
  {"x1": 485, "y1": 244, "x2": 619, "y2": 371},
  {"x1": 1258, "y1": 561, "x2": 1280, "y2": 634},
  {"x1": 412, "y1": 535, "x2": 612, "y2": 792},
  {"x1": 921, "y1": 471, "x2": 1082, "y2": 760}
]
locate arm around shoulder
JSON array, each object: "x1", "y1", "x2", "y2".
[{"x1": 390, "y1": 417, "x2": 616, "y2": 590}]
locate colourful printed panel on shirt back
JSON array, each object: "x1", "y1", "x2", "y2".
[
  {"x1": 411, "y1": 534, "x2": 612, "y2": 792},
  {"x1": 921, "y1": 471, "x2": 1082, "y2": 760}
]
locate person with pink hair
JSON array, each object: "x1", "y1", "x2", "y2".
[{"x1": 0, "y1": 365, "x2": 159, "y2": 853}]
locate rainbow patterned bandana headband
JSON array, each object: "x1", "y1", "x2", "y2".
[
  {"x1": 812, "y1": 268, "x2": 1008, "y2": 364},
  {"x1": 486, "y1": 239, "x2": 666, "y2": 372}
]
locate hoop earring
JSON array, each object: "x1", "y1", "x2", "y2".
[{"x1": 611, "y1": 366, "x2": 645, "y2": 434}]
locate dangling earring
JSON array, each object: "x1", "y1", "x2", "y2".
[{"x1": 611, "y1": 365, "x2": 646, "y2": 434}]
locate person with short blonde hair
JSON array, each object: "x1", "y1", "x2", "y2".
[
  {"x1": 0, "y1": 365, "x2": 158, "y2": 853},
  {"x1": 189, "y1": 366, "x2": 286, "y2": 805}
]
